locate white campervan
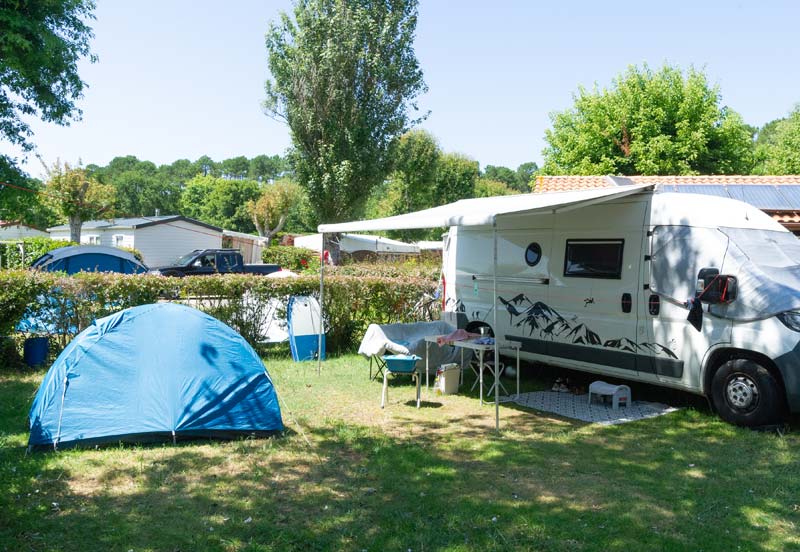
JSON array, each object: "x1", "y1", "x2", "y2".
[{"x1": 442, "y1": 191, "x2": 800, "y2": 427}]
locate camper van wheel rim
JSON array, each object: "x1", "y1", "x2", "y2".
[{"x1": 725, "y1": 375, "x2": 759, "y2": 411}]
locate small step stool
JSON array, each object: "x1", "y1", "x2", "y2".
[{"x1": 588, "y1": 381, "x2": 631, "y2": 410}]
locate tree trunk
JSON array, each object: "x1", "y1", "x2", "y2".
[
  {"x1": 69, "y1": 215, "x2": 82, "y2": 243},
  {"x1": 264, "y1": 214, "x2": 288, "y2": 246},
  {"x1": 253, "y1": 213, "x2": 266, "y2": 237}
]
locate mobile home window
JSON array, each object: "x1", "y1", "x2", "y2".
[{"x1": 564, "y1": 239, "x2": 624, "y2": 279}]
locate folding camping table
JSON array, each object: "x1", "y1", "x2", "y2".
[{"x1": 423, "y1": 336, "x2": 522, "y2": 405}]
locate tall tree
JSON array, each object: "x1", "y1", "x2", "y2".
[
  {"x1": 482, "y1": 165, "x2": 516, "y2": 188},
  {"x1": 754, "y1": 106, "x2": 800, "y2": 174},
  {"x1": 111, "y1": 171, "x2": 181, "y2": 216},
  {"x1": 434, "y1": 153, "x2": 479, "y2": 205},
  {"x1": 515, "y1": 161, "x2": 538, "y2": 191},
  {"x1": 377, "y1": 129, "x2": 439, "y2": 241},
  {"x1": 541, "y1": 64, "x2": 755, "y2": 176},
  {"x1": 264, "y1": 0, "x2": 427, "y2": 259},
  {"x1": 181, "y1": 175, "x2": 259, "y2": 233},
  {"x1": 45, "y1": 162, "x2": 115, "y2": 243},
  {"x1": 159, "y1": 158, "x2": 198, "y2": 184},
  {"x1": 0, "y1": 0, "x2": 96, "y2": 182},
  {"x1": 180, "y1": 175, "x2": 216, "y2": 221},
  {"x1": 0, "y1": 161, "x2": 51, "y2": 226},
  {"x1": 474, "y1": 178, "x2": 514, "y2": 198},
  {"x1": 204, "y1": 178, "x2": 260, "y2": 232},
  {"x1": 193, "y1": 155, "x2": 217, "y2": 177},
  {"x1": 247, "y1": 179, "x2": 302, "y2": 241},
  {"x1": 249, "y1": 154, "x2": 287, "y2": 181},
  {"x1": 219, "y1": 156, "x2": 250, "y2": 180},
  {"x1": 90, "y1": 156, "x2": 181, "y2": 216},
  {"x1": 391, "y1": 129, "x2": 440, "y2": 213}
]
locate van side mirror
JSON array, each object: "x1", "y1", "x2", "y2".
[{"x1": 696, "y1": 268, "x2": 738, "y2": 304}]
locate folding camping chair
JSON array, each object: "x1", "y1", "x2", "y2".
[
  {"x1": 369, "y1": 355, "x2": 388, "y2": 381},
  {"x1": 358, "y1": 321, "x2": 466, "y2": 383}
]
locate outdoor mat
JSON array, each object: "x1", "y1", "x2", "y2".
[{"x1": 501, "y1": 391, "x2": 680, "y2": 425}]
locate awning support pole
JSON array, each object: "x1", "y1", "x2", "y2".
[
  {"x1": 318, "y1": 232, "x2": 325, "y2": 376},
  {"x1": 493, "y1": 223, "x2": 500, "y2": 432}
]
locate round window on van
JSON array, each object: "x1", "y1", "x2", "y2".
[{"x1": 525, "y1": 243, "x2": 542, "y2": 267}]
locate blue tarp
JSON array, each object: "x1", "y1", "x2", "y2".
[{"x1": 29, "y1": 303, "x2": 283, "y2": 449}]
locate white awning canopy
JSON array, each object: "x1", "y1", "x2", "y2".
[
  {"x1": 318, "y1": 184, "x2": 654, "y2": 233},
  {"x1": 295, "y1": 233, "x2": 420, "y2": 254}
]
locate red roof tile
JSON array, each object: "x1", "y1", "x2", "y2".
[{"x1": 534, "y1": 175, "x2": 800, "y2": 194}]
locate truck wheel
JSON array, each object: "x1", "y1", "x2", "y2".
[{"x1": 711, "y1": 359, "x2": 784, "y2": 427}]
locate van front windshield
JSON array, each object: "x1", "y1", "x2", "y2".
[
  {"x1": 721, "y1": 228, "x2": 800, "y2": 269},
  {"x1": 174, "y1": 252, "x2": 198, "y2": 266}
]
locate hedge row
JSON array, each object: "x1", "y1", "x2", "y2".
[
  {"x1": 328, "y1": 260, "x2": 440, "y2": 281},
  {"x1": 0, "y1": 271, "x2": 439, "y2": 358},
  {"x1": 0, "y1": 238, "x2": 77, "y2": 269},
  {"x1": 261, "y1": 245, "x2": 321, "y2": 273}
]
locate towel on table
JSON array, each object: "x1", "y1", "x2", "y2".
[{"x1": 436, "y1": 328, "x2": 481, "y2": 346}]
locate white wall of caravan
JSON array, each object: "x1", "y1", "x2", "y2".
[
  {"x1": 0, "y1": 224, "x2": 48, "y2": 240},
  {"x1": 134, "y1": 221, "x2": 222, "y2": 267}
]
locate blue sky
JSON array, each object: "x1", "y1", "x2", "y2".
[{"x1": 14, "y1": 0, "x2": 800, "y2": 178}]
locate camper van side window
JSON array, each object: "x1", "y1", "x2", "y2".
[
  {"x1": 525, "y1": 243, "x2": 542, "y2": 267},
  {"x1": 564, "y1": 239, "x2": 624, "y2": 279}
]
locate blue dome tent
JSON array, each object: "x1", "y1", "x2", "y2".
[
  {"x1": 29, "y1": 303, "x2": 283, "y2": 450},
  {"x1": 31, "y1": 245, "x2": 148, "y2": 274}
]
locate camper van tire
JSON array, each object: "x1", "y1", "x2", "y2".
[{"x1": 711, "y1": 359, "x2": 784, "y2": 427}]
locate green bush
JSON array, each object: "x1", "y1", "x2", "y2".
[
  {"x1": 0, "y1": 270, "x2": 51, "y2": 335},
  {"x1": 0, "y1": 272, "x2": 438, "y2": 357},
  {"x1": 0, "y1": 336, "x2": 24, "y2": 370},
  {"x1": 261, "y1": 245, "x2": 321, "y2": 273},
  {"x1": 0, "y1": 237, "x2": 77, "y2": 269},
  {"x1": 329, "y1": 260, "x2": 440, "y2": 281}
]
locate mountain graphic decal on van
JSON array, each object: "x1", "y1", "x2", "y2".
[
  {"x1": 603, "y1": 337, "x2": 639, "y2": 353},
  {"x1": 638, "y1": 342, "x2": 679, "y2": 359},
  {"x1": 498, "y1": 294, "x2": 677, "y2": 359},
  {"x1": 565, "y1": 324, "x2": 602, "y2": 345}
]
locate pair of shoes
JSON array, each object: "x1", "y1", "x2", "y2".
[{"x1": 551, "y1": 378, "x2": 570, "y2": 393}]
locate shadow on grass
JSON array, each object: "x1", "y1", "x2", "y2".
[
  {"x1": 3, "y1": 416, "x2": 798, "y2": 550},
  {"x1": 402, "y1": 400, "x2": 443, "y2": 409},
  {"x1": 3, "y1": 364, "x2": 799, "y2": 551}
]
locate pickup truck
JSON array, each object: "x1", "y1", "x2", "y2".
[{"x1": 149, "y1": 249, "x2": 281, "y2": 277}]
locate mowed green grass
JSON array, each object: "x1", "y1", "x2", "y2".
[{"x1": 1, "y1": 355, "x2": 799, "y2": 551}]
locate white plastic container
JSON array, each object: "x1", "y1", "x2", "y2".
[{"x1": 436, "y1": 363, "x2": 461, "y2": 395}]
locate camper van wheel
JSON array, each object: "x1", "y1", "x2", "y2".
[
  {"x1": 711, "y1": 359, "x2": 782, "y2": 427},
  {"x1": 467, "y1": 323, "x2": 493, "y2": 337}
]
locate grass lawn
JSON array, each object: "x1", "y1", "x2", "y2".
[{"x1": 1, "y1": 353, "x2": 799, "y2": 551}]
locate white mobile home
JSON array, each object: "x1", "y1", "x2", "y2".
[
  {"x1": 0, "y1": 221, "x2": 48, "y2": 240},
  {"x1": 48, "y1": 216, "x2": 222, "y2": 267},
  {"x1": 320, "y1": 185, "x2": 800, "y2": 427}
]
